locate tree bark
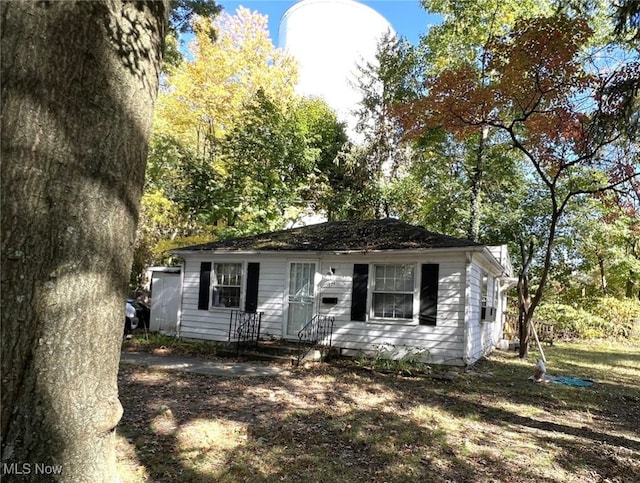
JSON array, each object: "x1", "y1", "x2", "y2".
[
  {"x1": 598, "y1": 256, "x2": 607, "y2": 295},
  {"x1": 1, "y1": 1, "x2": 166, "y2": 481},
  {"x1": 517, "y1": 239, "x2": 534, "y2": 358},
  {"x1": 467, "y1": 128, "x2": 487, "y2": 242}
]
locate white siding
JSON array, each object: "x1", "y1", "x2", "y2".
[
  {"x1": 255, "y1": 260, "x2": 286, "y2": 338},
  {"x1": 179, "y1": 256, "x2": 288, "y2": 341},
  {"x1": 464, "y1": 253, "x2": 504, "y2": 364},
  {"x1": 318, "y1": 256, "x2": 468, "y2": 366},
  {"x1": 488, "y1": 245, "x2": 513, "y2": 277},
  {"x1": 176, "y1": 249, "x2": 508, "y2": 366},
  {"x1": 317, "y1": 260, "x2": 353, "y2": 317},
  {"x1": 150, "y1": 271, "x2": 181, "y2": 334}
]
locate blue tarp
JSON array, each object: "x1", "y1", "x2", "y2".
[
  {"x1": 530, "y1": 374, "x2": 595, "y2": 386},
  {"x1": 548, "y1": 375, "x2": 595, "y2": 387}
]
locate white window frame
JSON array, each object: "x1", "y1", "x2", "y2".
[
  {"x1": 481, "y1": 271, "x2": 495, "y2": 308},
  {"x1": 369, "y1": 263, "x2": 418, "y2": 323},
  {"x1": 211, "y1": 262, "x2": 243, "y2": 309}
]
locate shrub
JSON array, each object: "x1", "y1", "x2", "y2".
[
  {"x1": 587, "y1": 297, "x2": 640, "y2": 338},
  {"x1": 536, "y1": 297, "x2": 640, "y2": 339},
  {"x1": 535, "y1": 304, "x2": 608, "y2": 339},
  {"x1": 354, "y1": 343, "x2": 431, "y2": 375}
]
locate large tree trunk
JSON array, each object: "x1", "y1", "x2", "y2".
[
  {"x1": 598, "y1": 256, "x2": 607, "y2": 295},
  {"x1": 468, "y1": 164, "x2": 483, "y2": 242},
  {"x1": 517, "y1": 274, "x2": 532, "y2": 358},
  {"x1": 467, "y1": 129, "x2": 487, "y2": 242},
  {"x1": 1, "y1": 1, "x2": 166, "y2": 481},
  {"x1": 517, "y1": 239, "x2": 535, "y2": 358}
]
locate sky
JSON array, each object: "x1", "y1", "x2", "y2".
[{"x1": 215, "y1": 0, "x2": 441, "y2": 46}]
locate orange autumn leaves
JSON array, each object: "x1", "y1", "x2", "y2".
[{"x1": 399, "y1": 15, "x2": 596, "y2": 171}]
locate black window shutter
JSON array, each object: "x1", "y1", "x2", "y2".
[
  {"x1": 351, "y1": 264, "x2": 369, "y2": 322},
  {"x1": 198, "y1": 262, "x2": 212, "y2": 310},
  {"x1": 419, "y1": 263, "x2": 439, "y2": 326},
  {"x1": 245, "y1": 262, "x2": 260, "y2": 313}
]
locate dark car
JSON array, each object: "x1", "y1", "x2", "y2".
[
  {"x1": 127, "y1": 298, "x2": 150, "y2": 330},
  {"x1": 124, "y1": 301, "x2": 139, "y2": 336}
]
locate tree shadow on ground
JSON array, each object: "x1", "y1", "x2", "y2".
[{"x1": 116, "y1": 345, "x2": 640, "y2": 482}]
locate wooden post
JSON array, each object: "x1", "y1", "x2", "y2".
[{"x1": 530, "y1": 322, "x2": 547, "y2": 364}]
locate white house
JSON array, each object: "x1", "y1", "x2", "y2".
[{"x1": 171, "y1": 218, "x2": 513, "y2": 366}]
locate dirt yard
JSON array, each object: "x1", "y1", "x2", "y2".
[{"x1": 116, "y1": 341, "x2": 640, "y2": 482}]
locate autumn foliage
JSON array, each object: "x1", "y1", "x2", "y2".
[
  {"x1": 402, "y1": 14, "x2": 640, "y2": 191},
  {"x1": 404, "y1": 16, "x2": 594, "y2": 156},
  {"x1": 398, "y1": 13, "x2": 639, "y2": 356},
  {"x1": 155, "y1": 7, "x2": 297, "y2": 158}
]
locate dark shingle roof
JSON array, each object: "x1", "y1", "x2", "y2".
[{"x1": 176, "y1": 218, "x2": 482, "y2": 252}]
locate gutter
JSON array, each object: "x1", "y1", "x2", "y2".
[
  {"x1": 498, "y1": 276, "x2": 518, "y2": 292},
  {"x1": 480, "y1": 246, "x2": 509, "y2": 274},
  {"x1": 170, "y1": 245, "x2": 492, "y2": 258}
]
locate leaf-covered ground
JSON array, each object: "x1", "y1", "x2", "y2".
[{"x1": 116, "y1": 341, "x2": 640, "y2": 482}]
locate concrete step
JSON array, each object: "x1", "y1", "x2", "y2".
[
  {"x1": 239, "y1": 350, "x2": 298, "y2": 365},
  {"x1": 221, "y1": 339, "x2": 330, "y2": 365}
]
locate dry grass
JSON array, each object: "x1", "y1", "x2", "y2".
[{"x1": 116, "y1": 341, "x2": 640, "y2": 482}]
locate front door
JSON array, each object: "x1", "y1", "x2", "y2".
[{"x1": 286, "y1": 262, "x2": 316, "y2": 337}]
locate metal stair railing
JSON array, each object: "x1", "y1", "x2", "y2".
[
  {"x1": 297, "y1": 314, "x2": 335, "y2": 365},
  {"x1": 229, "y1": 310, "x2": 262, "y2": 357}
]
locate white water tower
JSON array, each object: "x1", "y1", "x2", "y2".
[{"x1": 279, "y1": 0, "x2": 394, "y2": 138}]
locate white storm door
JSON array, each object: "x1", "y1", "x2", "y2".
[{"x1": 286, "y1": 262, "x2": 316, "y2": 337}]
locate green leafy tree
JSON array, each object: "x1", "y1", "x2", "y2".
[
  {"x1": 348, "y1": 32, "x2": 425, "y2": 219},
  {"x1": 401, "y1": 14, "x2": 640, "y2": 356},
  {"x1": 215, "y1": 91, "x2": 316, "y2": 235},
  {"x1": 138, "y1": 8, "x2": 294, "y2": 263},
  {"x1": 575, "y1": 191, "x2": 640, "y2": 300},
  {"x1": 419, "y1": 0, "x2": 553, "y2": 71},
  {"x1": 138, "y1": 6, "x2": 349, "y2": 265},
  {"x1": 613, "y1": 0, "x2": 640, "y2": 43},
  {"x1": 294, "y1": 97, "x2": 349, "y2": 221},
  {"x1": 325, "y1": 144, "x2": 386, "y2": 221},
  {"x1": 154, "y1": 7, "x2": 297, "y2": 159},
  {"x1": 410, "y1": 1, "x2": 554, "y2": 241},
  {"x1": 163, "y1": 0, "x2": 222, "y2": 68},
  {"x1": 415, "y1": 0, "x2": 621, "y2": 242},
  {"x1": 133, "y1": 135, "x2": 218, "y2": 274}
]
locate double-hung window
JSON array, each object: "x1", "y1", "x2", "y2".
[
  {"x1": 482, "y1": 271, "x2": 496, "y2": 308},
  {"x1": 212, "y1": 263, "x2": 242, "y2": 308},
  {"x1": 481, "y1": 271, "x2": 489, "y2": 308},
  {"x1": 481, "y1": 271, "x2": 497, "y2": 321},
  {"x1": 372, "y1": 264, "x2": 415, "y2": 320}
]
